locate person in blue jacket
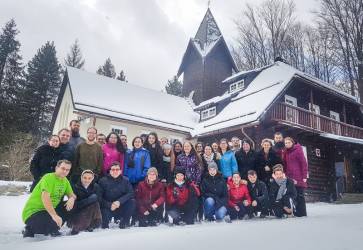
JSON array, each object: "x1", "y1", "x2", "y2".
[
  {"x1": 218, "y1": 138, "x2": 238, "y2": 179},
  {"x1": 124, "y1": 136, "x2": 151, "y2": 188}
]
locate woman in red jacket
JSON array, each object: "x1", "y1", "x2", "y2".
[
  {"x1": 227, "y1": 172, "x2": 252, "y2": 220},
  {"x1": 165, "y1": 167, "x2": 200, "y2": 225},
  {"x1": 282, "y1": 137, "x2": 308, "y2": 217},
  {"x1": 135, "y1": 167, "x2": 165, "y2": 227}
]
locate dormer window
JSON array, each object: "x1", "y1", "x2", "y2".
[
  {"x1": 229, "y1": 79, "x2": 244, "y2": 93},
  {"x1": 201, "y1": 106, "x2": 217, "y2": 120}
]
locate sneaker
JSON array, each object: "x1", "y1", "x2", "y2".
[
  {"x1": 260, "y1": 213, "x2": 267, "y2": 219},
  {"x1": 242, "y1": 214, "x2": 250, "y2": 220},
  {"x1": 70, "y1": 229, "x2": 79, "y2": 235},
  {"x1": 22, "y1": 227, "x2": 34, "y2": 238},
  {"x1": 224, "y1": 215, "x2": 232, "y2": 223},
  {"x1": 50, "y1": 231, "x2": 62, "y2": 237}
]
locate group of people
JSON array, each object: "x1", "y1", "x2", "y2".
[{"x1": 22, "y1": 120, "x2": 309, "y2": 237}]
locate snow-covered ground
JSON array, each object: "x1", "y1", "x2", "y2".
[{"x1": 0, "y1": 194, "x2": 362, "y2": 250}]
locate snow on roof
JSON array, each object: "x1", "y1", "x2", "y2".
[
  {"x1": 320, "y1": 133, "x2": 363, "y2": 145},
  {"x1": 194, "y1": 91, "x2": 232, "y2": 110},
  {"x1": 193, "y1": 61, "x2": 360, "y2": 136},
  {"x1": 222, "y1": 64, "x2": 272, "y2": 83},
  {"x1": 192, "y1": 62, "x2": 300, "y2": 136},
  {"x1": 66, "y1": 67, "x2": 199, "y2": 133}
]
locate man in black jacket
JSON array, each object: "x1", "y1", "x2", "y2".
[
  {"x1": 235, "y1": 140, "x2": 257, "y2": 180},
  {"x1": 269, "y1": 164, "x2": 297, "y2": 218},
  {"x1": 98, "y1": 162, "x2": 135, "y2": 229},
  {"x1": 30, "y1": 135, "x2": 61, "y2": 191},
  {"x1": 247, "y1": 170, "x2": 269, "y2": 218}
]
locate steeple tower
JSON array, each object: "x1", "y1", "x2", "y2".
[{"x1": 177, "y1": 8, "x2": 238, "y2": 105}]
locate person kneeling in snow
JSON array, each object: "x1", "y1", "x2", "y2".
[
  {"x1": 247, "y1": 170, "x2": 269, "y2": 218},
  {"x1": 98, "y1": 162, "x2": 136, "y2": 229},
  {"x1": 165, "y1": 167, "x2": 200, "y2": 225},
  {"x1": 136, "y1": 167, "x2": 165, "y2": 227},
  {"x1": 22, "y1": 160, "x2": 76, "y2": 237},
  {"x1": 269, "y1": 164, "x2": 297, "y2": 218},
  {"x1": 227, "y1": 172, "x2": 252, "y2": 220},
  {"x1": 67, "y1": 170, "x2": 102, "y2": 235},
  {"x1": 201, "y1": 162, "x2": 230, "y2": 222}
]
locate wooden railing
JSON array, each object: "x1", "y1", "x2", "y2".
[{"x1": 269, "y1": 102, "x2": 363, "y2": 139}]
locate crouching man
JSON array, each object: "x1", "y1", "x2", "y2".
[
  {"x1": 98, "y1": 162, "x2": 136, "y2": 229},
  {"x1": 247, "y1": 170, "x2": 269, "y2": 218},
  {"x1": 269, "y1": 164, "x2": 297, "y2": 218},
  {"x1": 67, "y1": 170, "x2": 102, "y2": 235},
  {"x1": 22, "y1": 160, "x2": 76, "y2": 237}
]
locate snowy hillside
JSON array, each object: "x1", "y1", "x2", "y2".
[{"x1": 0, "y1": 194, "x2": 362, "y2": 250}]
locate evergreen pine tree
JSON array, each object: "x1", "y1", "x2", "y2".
[
  {"x1": 116, "y1": 70, "x2": 127, "y2": 82},
  {"x1": 165, "y1": 75, "x2": 183, "y2": 96},
  {"x1": 96, "y1": 58, "x2": 116, "y2": 78},
  {"x1": 0, "y1": 19, "x2": 24, "y2": 132},
  {"x1": 64, "y1": 39, "x2": 85, "y2": 69},
  {"x1": 22, "y1": 41, "x2": 61, "y2": 137}
]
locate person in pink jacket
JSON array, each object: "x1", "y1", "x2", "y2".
[
  {"x1": 282, "y1": 137, "x2": 308, "y2": 217},
  {"x1": 102, "y1": 132, "x2": 126, "y2": 176}
]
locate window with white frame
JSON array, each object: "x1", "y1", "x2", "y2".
[
  {"x1": 201, "y1": 106, "x2": 217, "y2": 120},
  {"x1": 110, "y1": 125, "x2": 127, "y2": 136},
  {"x1": 229, "y1": 79, "x2": 244, "y2": 93}
]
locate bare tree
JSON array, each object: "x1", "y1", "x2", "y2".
[
  {"x1": 233, "y1": 0, "x2": 297, "y2": 70},
  {"x1": 316, "y1": 0, "x2": 363, "y2": 98},
  {"x1": 0, "y1": 133, "x2": 36, "y2": 181}
]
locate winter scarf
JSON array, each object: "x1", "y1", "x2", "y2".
[{"x1": 275, "y1": 178, "x2": 287, "y2": 201}]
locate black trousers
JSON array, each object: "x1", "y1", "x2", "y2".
[
  {"x1": 138, "y1": 206, "x2": 163, "y2": 227},
  {"x1": 250, "y1": 199, "x2": 269, "y2": 216},
  {"x1": 101, "y1": 199, "x2": 136, "y2": 228},
  {"x1": 24, "y1": 201, "x2": 69, "y2": 235},
  {"x1": 166, "y1": 206, "x2": 197, "y2": 225},
  {"x1": 228, "y1": 204, "x2": 250, "y2": 220},
  {"x1": 295, "y1": 187, "x2": 307, "y2": 217},
  {"x1": 271, "y1": 196, "x2": 294, "y2": 218}
]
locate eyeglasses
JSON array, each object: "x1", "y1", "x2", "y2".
[{"x1": 110, "y1": 168, "x2": 121, "y2": 172}]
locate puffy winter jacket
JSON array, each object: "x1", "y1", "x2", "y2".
[
  {"x1": 283, "y1": 143, "x2": 308, "y2": 188},
  {"x1": 30, "y1": 144, "x2": 60, "y2": 180},
  {"x1": 219, "y1": 150, "x2": 238, "y2": 178},
  {"x1": 102, "y1": 143, "x2": 125, "y2": 175},
  {"x1": 166, "y1": 181, "x2": 200, "y2": 207},
  {"x1": 98, "y1": 174, "x2": 134, "y2": 209},
  {"x1": 124, "y1": 148, "x2": 151, "y2": 184},
  {"x1": 201, "y1": 173, "x2": 228, "y2": 209},
  {"x1": 135, "y1": 179, "x2": 165, "y2": 214},
  {"x1": 226, "y1": 177, "x2": 251, "y2": 208},
  {"x1": 247, "y1": 179, "x2": 269, "y2": 205},
  {"x1": 269, "y1": 177, "x2": 297, "y2": 203},
  {"x1": 176, "y1": 153, "x2": 202, "y2": 184},
  {"x1": 235, "y1": 149, "x2": 257, "y2": 179},
  {"x1": 72, "y1": 181, "x2": 101, "y2": 211}
]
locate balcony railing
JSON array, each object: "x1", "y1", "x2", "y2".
[{"x1": 269, "y1": 102, "x2": 363, "y2": 139}]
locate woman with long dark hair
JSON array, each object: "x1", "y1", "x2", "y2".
[
  {"x1": 124, "y1": 136, "x2": 151, "y2": 188},
  {"x1": 256, "y1": 138, "x2": 282, "y2": 184},
  {"x1": 173, "y1": 141, "x2": 183, "y2": 162},
  {"x1": 176, "y1": 141, "x2": 203, "y2": 185},
  {"x1": 102, "y1": 132, "x2": 125, "y2": 176},
  {"x1": 201, "y1": 144, "x2": 221, "y2": 177},
  {"x1": 143, "y1": 132, "x2": 163, "y2": 174}
]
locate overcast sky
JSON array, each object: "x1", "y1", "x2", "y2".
[{"x1": 0, "y1": 0, "x2": 317, "y2": 91}]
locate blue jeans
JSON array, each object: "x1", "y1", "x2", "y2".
[{"x1": 203, "y1": 197, "x2": 227, "y2": 220}]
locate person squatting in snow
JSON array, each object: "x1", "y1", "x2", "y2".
[{"x1": 22, "y1": 128, "x2": 308, "y2": 237}]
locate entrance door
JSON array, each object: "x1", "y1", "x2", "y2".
[
  {"x1": 309, "y1": 103, "x2": 321, "y2": 131},
  {"x1": 285, "y1": 95, "x2": 298, "y2": 124}
]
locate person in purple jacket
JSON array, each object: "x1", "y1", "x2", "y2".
[
  {"x1": 175, "y1": 141, "x2": 203, "y2": 185},
  {"x1": 282, "y1": 137, "x2": 308, "y2": 217}
]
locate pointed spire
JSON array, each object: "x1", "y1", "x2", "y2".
[{"x1": 194, "y1": 8, "x2": 222, "y2": 51}]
